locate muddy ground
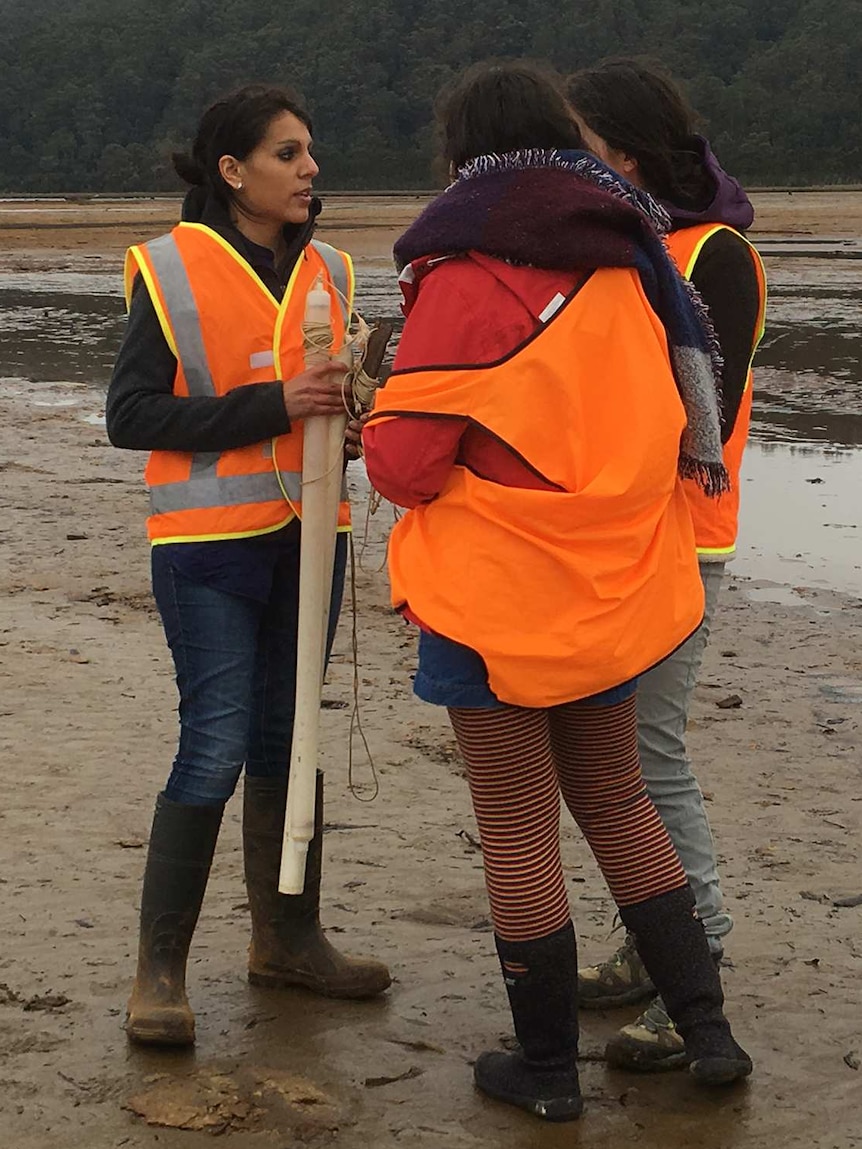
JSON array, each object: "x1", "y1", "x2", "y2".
[{"x1": 0, "y1": 195, "x2": 860, "y2": 1149}]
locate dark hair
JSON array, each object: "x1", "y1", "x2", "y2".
[
  {"x1": 437, "y1": 60, "x2": 582, "y2": 174},
  {"x1": 567, "y1": 59, "x2": 713, "y2": 208},
  {"x1": 172, "y1": 83, "x2": 312, "y2": 205}
]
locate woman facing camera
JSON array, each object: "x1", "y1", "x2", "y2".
[{"x1": 107, "y1": 84, "x2": 390, "y2": 1048}]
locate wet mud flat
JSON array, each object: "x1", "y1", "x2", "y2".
[
  {"x1": 1, "y1": 388, "x2": 860, "y2": 1149},
  {"x1": 1, "y1": 193, "x2": 861, "y2": 1147},
  {"x1": 735, "y1": 195, "x2": 862, "y2": 596},
  {"x1": 0, "y1": 194, "x2": 423, "y2": 265},
  {"x1": 1, "y1": 186, "x2": 860, "y2": 260}
]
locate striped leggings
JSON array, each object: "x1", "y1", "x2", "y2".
[{"x1": 449, "y1": 695, "x2": 688, "y2": 942}]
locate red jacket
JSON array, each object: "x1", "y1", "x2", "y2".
[{"x1": 363, "y1": 252, "x2": 586, "y2": 506}]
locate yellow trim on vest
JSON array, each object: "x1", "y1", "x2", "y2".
[
  {"x1": 151, "y1": 520, "x2": 353, "y2": 547},
  {"x1": 150, "y1": 513, "x2": 298, "y2": 546},
  {"x1": 696, "y1": 544, "x2": 736, "y2": 556},
  {"x1": 679, "y1": 224, "x2": 726, "y2": 278},
  {"x1": 343, "y1": 250, "x2": 356, "y2": 314},
  {"x1": 123, "y1": 250, "x2": 137, "y2": 309},
  {"x1": 125, "y1": 246, "x2": 179, "y2": 359},
  {"x1": 178, "y1": 222, "x2": 281, "y2": 307},
  {"x1": 749, "y1": 249, "x2": 768, "y2": 350}
]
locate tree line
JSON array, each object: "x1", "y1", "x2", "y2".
[{"x1": 0, "y1": 0, "x2": 859, "y2": 193}]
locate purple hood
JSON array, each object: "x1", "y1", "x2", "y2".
[{"x1": 662, "y1": 136, "x2": 754, "y2": 231}]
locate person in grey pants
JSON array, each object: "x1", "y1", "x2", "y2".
[
  {"x1": 568, "y1": 58, "x2": 767, "y2": 1071},
  {"x1": 638, "y1": 561, "x2": 731, "y2": 956}
]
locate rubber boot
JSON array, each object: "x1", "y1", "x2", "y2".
[
  {"x1": 619, "y1": 887, "x2": 753, "y2": 1085},
  {"x1": 474, "y1": 923, "x2": 584, "y2": 1122},
  {"x1": 242, "y1": 771, "x2": 391, "y2": 999},
  {"x1": 126, "y1": 794, "x2": 223, "y2": 1046}
]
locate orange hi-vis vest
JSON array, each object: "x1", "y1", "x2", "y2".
[
  {"x1": 124, "y1": 223, "x2": 355, "y2": 544},
  {"x1": 666, "y1": 225, "x2": 767, "y2": 559},
  {"x1": 368, "y1": 266, "x2": 705, "y2": 708}
]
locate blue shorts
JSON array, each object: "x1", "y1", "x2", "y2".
[{"x1": 413, "y1": 629, "x2": 637, "y2": 710}]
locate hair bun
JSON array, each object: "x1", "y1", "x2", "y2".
[{"x1": 172, "y1": 151, "x2": 205, "y2": 186}]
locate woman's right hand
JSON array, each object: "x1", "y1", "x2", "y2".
[{"x1": 282, "y1": 361, "x2": 348, "y2": 421}]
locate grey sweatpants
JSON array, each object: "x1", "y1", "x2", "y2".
[{"x1": 636, "y1": 562, "x2": 731, "y2": 953}]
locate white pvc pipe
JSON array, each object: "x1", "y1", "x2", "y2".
[{"x1": 279, "y1": 281, "x2": 344, "y2": 894}]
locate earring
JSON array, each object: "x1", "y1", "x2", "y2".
[{"x1": 235, "y1": 181, "x2": 243, "y2": 190}]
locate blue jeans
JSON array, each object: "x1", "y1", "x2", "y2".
[{"x1": 151, "y1": 532, "x2": 347, "y2": 806}]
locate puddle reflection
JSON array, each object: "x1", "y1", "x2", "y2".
[
  {"x1": 0, "y1": 266, "x2": 400, "y2": 388},
  {"x1": 736, "y1": 442, "x2": 861, "y2": 596}
]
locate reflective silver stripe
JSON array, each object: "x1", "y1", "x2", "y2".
[
  {"x1": 250, "y1": 349, "x2": 275, "y2": 368},
  {"x1": 150, "y1": 470, "x2": 303, "y2": 515},
  {"x1": 145, "y1": 234, "x2": 216, "y2": 398},
  {"x1": 311, "y1": 240, "x2": 350, "y2": 327}
]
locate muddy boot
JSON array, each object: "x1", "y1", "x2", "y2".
[
  {"x1": 242, "y1": 771, "x2": 390, "y2": 999},
  {"x1": 578, "y1": 930, "x2": 654, "y2": 1009},
  {"x1": 474, "y1": 923, "x2": 583, "y2": 1123},
  {"x1": 619, "y1": 888, "x2": 752, "y2": 1085},
  {"x1": 126, "y1": 794, "x2": 223, "y2": 1047}
]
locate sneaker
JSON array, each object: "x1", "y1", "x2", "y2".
[
  {"x1": 578, "y1": 932, "x2": 654, "y2": 1010},
  {"x1": 604, "y1": 995, "x2": 688, "y2": 1071}
]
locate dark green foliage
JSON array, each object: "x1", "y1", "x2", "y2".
[{"x1": 0, "y1": 0, "x2": 859, "y2": 191}]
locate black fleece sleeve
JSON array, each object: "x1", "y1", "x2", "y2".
[
  {"x1": 105, "y1": 277, "x2": 291, "y2": 452},
  {"x1": 688, "y1": 229, "x2": 761, "y2": 443}
]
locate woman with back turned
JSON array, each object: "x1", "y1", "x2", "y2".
[
  {"x1": 363, "y1": 60, "x2": 753, "y2": 1122},
  {"x1": 568, "y1": 58, "x2": 766, "y2": 1074},
  {"x1": 107, "y1": 83, "x2": 390, "y2": 1048}
]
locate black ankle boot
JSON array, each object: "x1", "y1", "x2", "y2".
[
  {"x1": 619, "y1": 887, "x2": 753, "y2": 1085},
  {"x1": 474, "y1": 923, "x2": 583, "y2": 1122}
]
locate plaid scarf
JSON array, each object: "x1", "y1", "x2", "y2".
[{"x1": 394, "y1": 149, "x2": 728, "y2": 495}]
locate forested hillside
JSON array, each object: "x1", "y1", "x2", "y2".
[{"x1": 0, "y1": 0, "x2": 859, "y2": 191}]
